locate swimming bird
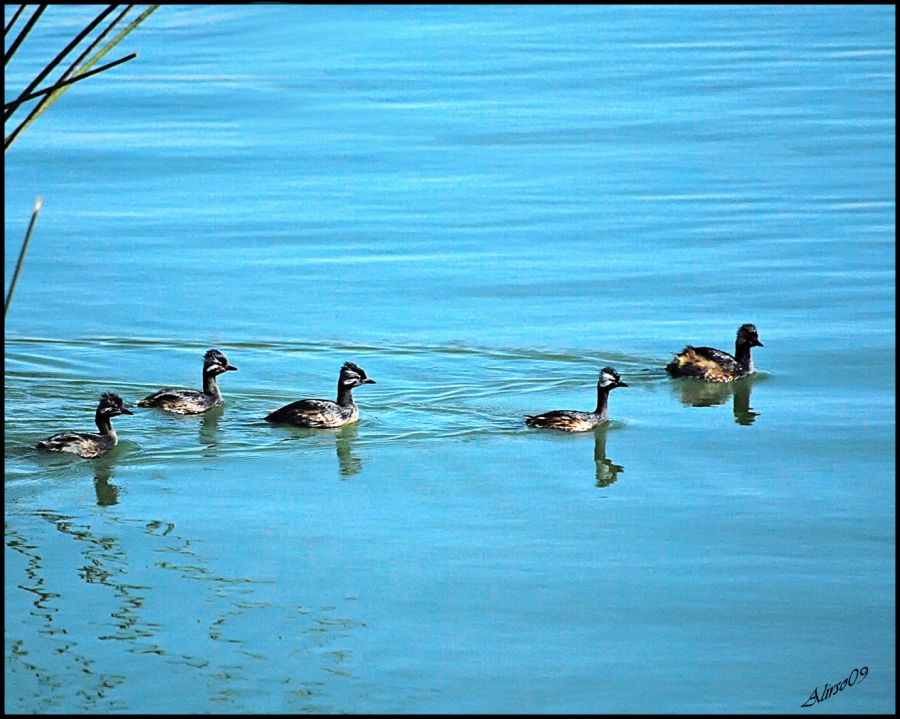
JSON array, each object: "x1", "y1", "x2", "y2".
[
  {"x1": 137, "y1": 348, "x2": 237, "y2": 414},
  {"x1": 36, "y1": 392, "x2": 133, "y2": 458},
  {"x1": 265, "y1": 362, "x2": 376, "y2": 428},
  {"x1": 525, "y1": 367, "x2": 628, "y2": 432},
  {"x1": 666, "y1": 324, "x2": 763, "y2": 383}
]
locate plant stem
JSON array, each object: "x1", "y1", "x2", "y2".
[
  {"x1": 4, "y1": 5, "x2": 28, "y2": 37},
  {"x1": 3, "y1": 52, "x2": 138, "y2": 115},
  {"x1": 4, "y1": 4, "x2": 160, "y2": 151},
  {"x1": 4, "y1": 197, "x2": 43, "y2": 321},
  {"x1": 4, "y1": 5, "x2": 135, "y2": 119},
  {"x1": 4, "y1": 5, "x2": 116, "y2": 123},
  {"x1": 4, "y1": 4, "x2": 46, "y2": 66}
]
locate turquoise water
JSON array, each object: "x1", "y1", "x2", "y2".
[{"x1": 4, "y1": 5, "x2": 895, "y2": 713}]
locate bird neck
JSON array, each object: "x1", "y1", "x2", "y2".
[
  {"x1": 734, "y1": 338, "x2": 754, "y2": 371},
  {"x1": 95, "y1": 410, "x2": 115, "y2": 438},
  {"x1": 336, "y1": 381, "x2": 356, "y2": 408},
  {"x1": 594, "y1": 385, "x2": 611, "y2": 419},
  {"x1": 203, "y1": 369, "x2": 222, "y2": 400}
]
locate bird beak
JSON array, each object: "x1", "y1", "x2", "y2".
[
  {"x1": 121, "y1": 407, "x2": 134, "y2": 415},
  {"x1": 363, "y1": 378, "x2": 376, "y2": 384},
  {"x1": 753, "y1": 340, "x2": 764, "y2": 347},
  {"x1": 617, "y1": 381, "x2": 629, "y2": 387},
  {"x1": 226, "y1": 365, "x2": 238, "y2": 371}
]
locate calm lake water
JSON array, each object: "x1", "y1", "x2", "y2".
[{"x1": 4, "y1": 5, "x2": 895, "y2": 714}]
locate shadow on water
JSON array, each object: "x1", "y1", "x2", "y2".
[
  {"x1": 670, "y1": 376, "x2": 760, "y2": 426},
  {"x1": 593, "y1": 427, "x2": 624, "y2": 488}
]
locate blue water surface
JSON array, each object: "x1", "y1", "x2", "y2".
[{"x1": 4, "y1": 5, "x2": 895, "y2": 714}]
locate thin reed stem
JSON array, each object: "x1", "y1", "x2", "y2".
[
  {"x1": 4, "y1": 4, "x2": 46, "y2": 66},
  {"x1": 76, "y1": 4, "x2": 158, "y2": 76},
  {"x1": 3, "y1": 5, "x2": 117, "y2": 123},
  {"x1": 3, "y1": 52, "x2": 137, "y2": 115},
  {"x1": 4, "y1": 4, "x2": 159, "y2": 151},
  {"x1": 4, "y1": 197, "x2": 43, "y2": 321},
  {"x1": 4, "y1": 5, "x2": 27, "y2": 37},
  {"x1": 5, "y1": 4, "x2": 134, "y2": 120}
]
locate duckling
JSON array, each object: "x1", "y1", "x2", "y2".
[
  {"x1": 265, "y1": 362, "x2": 375, "y2": 428},
  {"x1": 137, "y1": 348, "x2": 237, "y2": 414},
  {"x1": 525, "y1": 367, "x2": 628, "y2": 432},
  {"x1": 36, "y1": 392, "x2": 133, "y2": 458},
  {"x1": 666, "y1": 324, "x2": 763, "y2": 383}
]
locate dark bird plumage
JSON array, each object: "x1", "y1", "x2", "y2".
[
  {"x1": 525, "y1": 367, "x2": 628, "y2": 432},
  {"x1": 265, "y1": 362, "x2": 375, "y2": 428},
  {"x1": 137, "y1": 348, "x2": 238, "y2": 414},
  {"x1": 666, "y1": 324, "x2": 763, "y2": 383},
  {"x1": 36, "y1": 392, "x2": 133, "y2": 458}
]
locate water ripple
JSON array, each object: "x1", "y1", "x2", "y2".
[{"x1": 5, "y1": 336, "x2": 660, "y2": 472}]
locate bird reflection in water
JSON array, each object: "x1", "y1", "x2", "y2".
[
  {"x1": 273, "y1": 421, "x2": 365, "y2": 478},
  {"x1": 198, "y1": 403, "x2": 225, "y2": 451},
  {"x1": 593, "y1": 427, "x2": 624, "y2": 488},
  {"x1": 335, "y1": 423, "x2": 362, "y2": 478},
  {"x1": 672, "y1": 376, "x2": 760, "y2": 425},
  {"x1": 93, "y1": 457, "x2": 121, "y2": 506}
]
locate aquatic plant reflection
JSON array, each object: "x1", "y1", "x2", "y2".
[{"x1": 6, "y1": 502, "x2": 369, "y2": 712}]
